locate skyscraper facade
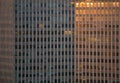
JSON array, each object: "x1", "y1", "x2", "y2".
[
  {"x1": 75, "y1": 0, "x2": 120, "y2": 83},
  {"x1": 0, "y1": 0, "x2": 120, "y2": 83},
  {"x1": 14, "y1": 0, "x2": 74, "y2": 83}
]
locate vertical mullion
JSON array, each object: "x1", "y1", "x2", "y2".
[
  {"x1": 31, "y1": 0, "x2": 34, "y2": 82},
  {"x1": 114, "y1": 0, "x2": 117, "y2": 82},
  {"x1": 24, "y1": 0, "x2": 26, "y2": 82},
  {"x1": 45, "y1": 0, "x2": 47, "y2": 82},
  {"x1": 35, "y1": 0, "x2": 37, "y2": 82},
  {"x1": 63, "y1": 0, "x2": 65, "y2": 82},
  {"x1": 49, "y1": 0, "x2": 51, "y2": 82},
  {"x1": 53, "y1": 0, "x2": 55, "y2": 82},
  {"x1": 56, "y1": 0, "x2": 58, "y2": 82},
  {"x1": 28, "y1": 0, "x2": 30, "y2": 82},
  {"x1": 111, "y1": 0, "x2": 113, "y2": 82},
  {"x1": 74, "y1": 1, "x2": 76, "y2": 83},
  {"x1": 60, "y1": 0, "x2": 63, "y2": 82},
  {"x1": 103, "y1": 1, "x2": 105, "y2": 82},
  {"x1": 66, "y1": 1, "x2": 68, "y2": 82},
  {"x1": 38, "y1": 0, "x2": 41, "y2": 82},
  {"x1": 43, "y1": 0, "x2": 45, "y2": 82},
  {"x1": 16, "y1": 0, "x2": 19, "y2": 82},
  {"x1": 20, "y1": 0, "x2": 23, "y2": 82}
]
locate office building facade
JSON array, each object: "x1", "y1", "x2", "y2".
[
  {"x1": 0, "y1": 0, "x2": 120, "y2": 83},
  {"x1": 14, "y1": 0, "x2": 74, "y2": 83},
  {"x1": 75, "y1": 0, "x2": 120, "y2": 83}
]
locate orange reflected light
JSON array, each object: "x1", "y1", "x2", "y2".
[
  {"x1": 71, "y1": 2, "x2": 74, "y2": 5},
  {"x1": 116, "y1": 2, "x2": 119, "y2": 7},
  {"x1": 90, "y1": 3, "x2": 93, "y2": 6},
  {"x1": 76, "y1": 3, "x2": 79, "y2": 7},
  {"x1": 64, "y1": 30, "x2": 72, "y2": 35},
  {"x1": 87, "y1": 3, "x2": 89, "y2": 7},
  {"x1": 101, "y1": 2, "x2": 104, "y2": 7},
  {"x1": 113, "y1": 2, "x2": 116, "y2": 6},
  {"x1": 75, "y1": 2, "x2": 119, "y2": 8}
]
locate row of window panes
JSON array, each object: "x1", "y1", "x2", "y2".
[
  {"x1": 15, "y1": 30, "x2": 73, "y2": 35},
  {"x1": 76, "y1": 45, "x2": 119, "y2": 49},
  {"x1": 77, "y1": 31, "x2": 119, "y2": 35},
  {"x1": 76, "y1": 51, "x2": 119, "y2": 56},
  {"x1": 15, "y1": 65, "x2": 74, "y2": 71},
  {"x1": 76, "y1": 79, "x2": 119, "y2": 83},
  {"x1": 78, "y1": 58, "x2": 119, "y2": 63},
  {"x1": 15, "y1": 2, "x2": 74, "y2": 8},
  {"x1": 15, "y1": 9, "x2": 74, "y2": 15}
]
